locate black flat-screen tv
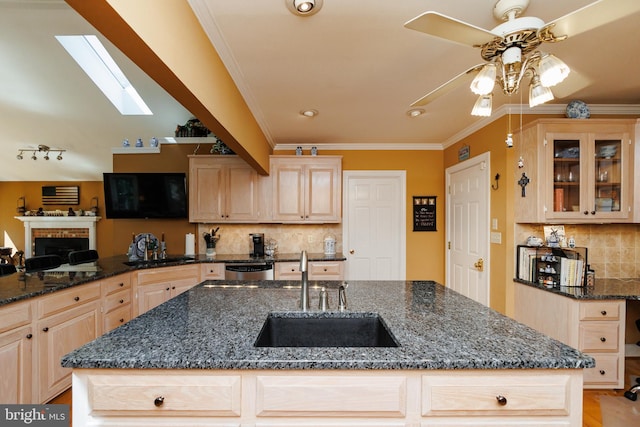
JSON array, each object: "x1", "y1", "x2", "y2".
[{"x1": 103, "y1": 173, "x2": 188, "y2": 219}]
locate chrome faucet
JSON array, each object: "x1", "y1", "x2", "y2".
[{"x1": 300, "y1": 250, "x2": 310, "y2": 311}]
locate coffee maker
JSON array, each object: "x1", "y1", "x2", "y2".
[{"x1": 250, "y1": 233, "x2": 265, "y2": 257}]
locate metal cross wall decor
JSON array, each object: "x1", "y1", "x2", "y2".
[{"x1": 518, "y1": 173, "x2": 530, "y2": 197}]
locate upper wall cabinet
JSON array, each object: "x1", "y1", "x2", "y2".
[
  {"x1": 271, "y1": 156, "x2": 342, "y2": 223},
  {"x1": 515, "y1": 119, "x2": 637, "y2": 224},
  {"x1": 188, "y1": 155, "x2": 261, "y2": 223}
]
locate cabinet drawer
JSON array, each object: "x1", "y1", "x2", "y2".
[
  {"x1": 37, "y1": 282, "x2": 100, "y2": 318},
  {"x1": 309, "y1": 261, "x2": 343, "y2": 279},
  {"x1": 103, "y1": 289, "x2": 131, "y2": 313},
  {"x1": 274, "y1": 262, "x2": 301, "y2": 280},
  {"x1": 256, "y1": 375, "x2": 406, "y2": 417},
  {"x1": 422, "y1": 374, "x2": 571, "y2": 416},
  {"x1": 201, "y1": 263, "x2": 225, "y2": 280},
  {"x1": 103, "y1": 305, "x2": 132, "y2": 333},
  {"x1": 87, "y1": 373, "x2": 241, "y2": 416},
  {"x1": 579, "y1": 323, "x2": 620, "y2": 352},
  {"x1": 579, "y1": 301, "x2": 621, "y2": 321},
  {"x1": 102, "y1": 273, "x2": 131, "y2": 295},
  {"x1": 0, "y1": 300, "x2": 32, "y2": 333},
  {"x1": 136, "y1": 265, "x2": 198, "y2": 285},
  {"x1": 584, "y1": 354, "x2": 620, "y2": 385}
]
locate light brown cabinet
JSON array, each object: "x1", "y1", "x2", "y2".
[
  {"x1": 188, "y1": 155, "x2": 261, "y2": 223},
  {"x1": 133, "y1": 265, "x2": 200, "y2": 316},
  {"x1": 0, "y1": 300, "x2": 33, "y2": 403},
  {"x1": 274, "y1": 261, "x2": 344, "y2": 280},
  {"x1": 515, "y1": 119, "x2": 636, "y2": 223},
  {"x1": 271, "y1": 155, "x2": 342, "y2": 223},
  {"x1": 514, "y1": 282, "x2": 625, "y2": 389},
  {"x1": 101, "y1": 273, "x2": 132, "y2": 333},
  {"x1": 200, "y1": 262, "x2": 225, "y2": 280},
  {"x1": 36, "y1": 282, "x2": 101, "y2": 402}
]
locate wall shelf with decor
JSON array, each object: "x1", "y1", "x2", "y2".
[{"x1": 516, "y1": 245, "x2": 588, "y2": 287}]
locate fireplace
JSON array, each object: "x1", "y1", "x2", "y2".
[
  {"x1": 15, "y1": 216, "x2": 100, "y2": 259},
  {"x1": 35, "y1": 237, "x2": 89, "y2": 264}
]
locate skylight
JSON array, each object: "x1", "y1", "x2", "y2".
[{"x1": 56, "y1": 35, "x2": 152, "y2": 115}]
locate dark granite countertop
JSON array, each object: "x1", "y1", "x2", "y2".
[
  {"x1": 61, "y1": 280, "x2": 594, "y2": 371},
  {"x1": 0, "y1": 253, "x2": 345, "y2": 306},
  {"x1": 514, "y1": 278, "x2": 640, "y2": 300}
]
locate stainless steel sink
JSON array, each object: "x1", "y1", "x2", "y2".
[{"x1": 254, "y1": 312, "x2": 399, "y2": 347}]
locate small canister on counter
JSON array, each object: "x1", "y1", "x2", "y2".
[
  {"x1": 586, "y1": 265, "x2": 595, "y2": 287},
  {"x1": 323, "y1": 234, "x2": 336, "y2": 255}
]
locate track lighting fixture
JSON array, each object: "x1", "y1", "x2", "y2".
[
  {"x1": 16, "y1": 144, "x2": 65, "y2": 161},
  {"x1": 286, "y1": 0, "x2": 323, "y2": 16}
]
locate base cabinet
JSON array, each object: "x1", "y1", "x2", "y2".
[
  {"x1": 72, "y1": 368, "x2": 583, "y2": 426},
  {"x1": 514, "y1": 282, "x2": 625, "y2": 389},
  {"x1": 0, "y1": 300, "x2": 33, "y2": 404},
  {"x1": 133, "y1": 265, "x2": 200, "y2": 316},
  {"x1": 275, "y1": 261, "x2": 344, "y2": 280}
]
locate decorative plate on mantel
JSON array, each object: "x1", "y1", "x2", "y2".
[{"x1": 565, "y1": 100, "x2": 590, "y2": 119}]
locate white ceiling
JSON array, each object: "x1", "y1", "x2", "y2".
[{"x1": 2, "y1": 0, "x2": 640, "y2": 181}]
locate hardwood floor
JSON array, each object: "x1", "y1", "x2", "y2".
[{"x1": 49, "y1": 358, "x2": 640, "y2": 427}]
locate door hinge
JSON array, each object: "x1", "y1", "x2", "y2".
[
  {"x1": 543, "y1": 138, "x2": 547, "y2": 146},
  {"x1": 447, "y1": 241, "x2": 451, "y2": 250},
  {"x1": 448, "y1": 185, "x2": 451, "y2": 194}
]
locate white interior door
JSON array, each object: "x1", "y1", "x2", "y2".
[
  {"x1": 446, "y1": 152, "x2": 490, "y2": 306},
  {"x1": 342, "y1": 171, "x2": 406, "y2": 280}
]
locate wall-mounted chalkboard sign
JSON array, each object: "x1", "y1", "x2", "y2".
[{"x1": 413, "y1": 196, "x2": 437, "y2": 231}]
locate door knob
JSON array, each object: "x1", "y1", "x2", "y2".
[
  {"x1": 474, "y1": 258, "x2": 484, "y2": 272},
  {"x1": 349, "y1": 249, "x2": 355, "y2": 254}
]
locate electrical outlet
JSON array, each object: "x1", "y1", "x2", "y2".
[
  {"x1": 490, "y1": 232, "x2": 502, "y2": 244},
  {"x1": 307, "y1": 235, "x2": 313, "y2": 243}
]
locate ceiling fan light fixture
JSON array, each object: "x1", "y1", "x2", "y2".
[
  {"x1": 470, "y1": 64, "x2": 496, "y2": 95},
  {"x1": 529, "y1": 75, "x2": 554, "y2": 107},
  {"x1": 538, "y1": 53, "x2": 570, "y2": 87},
  {"x1": 287, "y1": 0, "x2": 323, "y2": 16},
  {"x1": 471, "y1": 94, "x2": 492, "y2": 117}
]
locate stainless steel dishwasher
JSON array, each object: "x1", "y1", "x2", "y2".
[{"x1": 224, "y1": 262, "x2": 274, "y2": 280}]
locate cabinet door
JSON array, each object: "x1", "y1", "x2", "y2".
[
  {"x1": 591, "y1": 132, "x2": 631, "y2": 221},
  {"x1": 272, "y1": 162, "x2": 306, "y2": 221},
  {"x1": 306, "y1": 162, "x2": 341, "y2": 222},
  {"x1": 545, "y1": 132, "x2": 587, "y2": 220},
  {"x1": 226, "y1": 164, "x2": 259, "y2": 220},
  {"x1": 137, "y1": 282, "x2": 170, "y2": 315},
  {"x1": 37, "y1": 301, "x2": 100, "y2": 402},
  {"x1": 189, "y1": 161, "x2": 225, "y2": 222},
  {"x1": 0, "y1": 325, "x2": 33, "y2": 403}
]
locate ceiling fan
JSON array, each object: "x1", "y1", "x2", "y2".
[{"x1": 405, "y1": 0, "x2": 640, "y2": 114}]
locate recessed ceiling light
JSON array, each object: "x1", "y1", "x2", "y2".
[
  {"x1": 286, "y1": 0, "x2": 323, "y2": 17},
  {"x1": 56, "y1": 35, "x2": 152, "y2": 116},
  {"x1": 407, "y1": 108, "x2": 425, "y2": 118},
  {"x1": 301, "y1": 109, "x2": 318, "y2": 117}
]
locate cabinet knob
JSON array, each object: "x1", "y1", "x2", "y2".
[
  {"x1": 172, "y1": 286, "x2": 176, "y2": 290},
  {"x1": 599, "y1": 370, "x2": 606, "y2": 375},
  {"x1": 26, "y1": 333, "x2": 33, "y2": 339},
  {"x1": 119, "y1": 282, "x2": 124, "y2": 287},
  {"x1": 300, "y1": 215, "x2": 304, "y2": 219},
  {"x1": 600, "y1": 337, "x2": 606, "y2": 342},
  {"x1": 323, "y1": 268, "x2": 327, "y2": 271},
  {"x1": 154, "y1": 396, "x2": 165, "y2": 407},
  {"x1": 590, "y1": 211, "x2": 596, "y2": 215},
  {"x1": 74, "y1": 296, "x2": 80, "y2": 302},
  {"x1": 119, "y1": 299, "x2": 124, "y2": 304},
  {"x1": 496, "y1": 395, "x2": 507, "y2": 406},
  {"x1": 119, "y1": 318, "x2": 124, "y2": 323},
  {"x1": 583, "y1": 210, "x2": 589, "y2": 215},
  {"x1": 349, "y1": 249, "x2": 355, "y2": 254},
  {"x1": 42, "y1": 327, "x2": 49, "y2": 332},
  {"x1": 600, "y1": 310, "x2": 607, "y2": 316}
]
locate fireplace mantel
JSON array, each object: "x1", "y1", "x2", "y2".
[{"x1": 15, "y1": 216, "x2": 101, "y2": 258}]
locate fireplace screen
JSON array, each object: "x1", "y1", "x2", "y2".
[{"x1": 35, "y1": 237, "x2": 89, "y2": 264}]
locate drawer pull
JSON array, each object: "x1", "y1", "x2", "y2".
[
  {"x1": 496, "y1": 395, "x2": 507, "y2": 406},
  {"x1": 119, "y1": 282, "x2": 124, "y2": 287},
  {"x1": 154, "y1": 396, "x2": 165, "y2": 407},
  {"x1": 119, "y1": 318, "x2": 124, "y2": 323},
  {"x1": 601, "y1": 310, "x2": 607, "y2": 316},
  {"x1": 119, "y1": 299, "x2": 124, "y2": 304},
  {"x1": 42, "y1": 327, "x2": 49, "y2": 332},
  {"x1": 26, "y1": 333, "x2": 33, "y2": 339},
  {"x1": 324, "y1": 268, "x2": 327, "y2": 271},
  {"x1": 600, "y1": 370, "x2": 606, "y2": 375},
  {"x1": 74, "y1": 296, "x2": 80, "y2": 302},
  {"x1": 600, "y1": 337, "x2": 607, "y2": 342}
]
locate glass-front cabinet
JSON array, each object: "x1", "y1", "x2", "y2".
[
  {"x1": 545, "y1": 129, "x2": 630, "y2": 221},
  {"x1": 514, "y1": 119, "x2": 636, "y2": 223}
]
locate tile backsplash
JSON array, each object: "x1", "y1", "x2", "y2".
[
  {"x1": 516, "y1": 223, "x2": 640, "y2": 279},
  {"x1": 196, "y1": 223, "x2": 342, "y2": 256}
]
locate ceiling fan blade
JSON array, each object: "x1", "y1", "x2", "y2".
[
  {"x1": 404, "y1": 11, "x2": 497, "y2": 48},
  {"x1": 410, "y1": 64, "x2": 485, "y2": 107},
  {"x1": 542, "y1": 0, "x2": 640, "y2": 40}
]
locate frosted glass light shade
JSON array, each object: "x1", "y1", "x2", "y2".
[
  {"x1": 470, "y1": 64, "x2": 496, "y2": 95},
  {"x1": 529, "y1": 75, "x2": 554, "y2": 107},
  {"x1": 538, "y1": 54, "x2": 570, "y2": 87},
  {"x1": 471, "y1": 94, "x2": 492, "y2": 117}
]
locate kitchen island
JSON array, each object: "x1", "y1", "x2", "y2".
[{"x1": 63, "y1": 280, "x2": 593, "y2": 426}]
